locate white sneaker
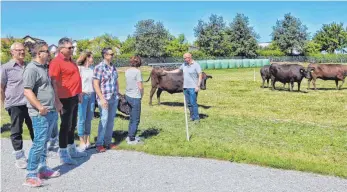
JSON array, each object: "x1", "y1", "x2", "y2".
[
  {"x1": 13, "y1": 150, "x2": 27, "y2": 169},
  {"x1": 68, "y1": 144, "x2": 87, "y2": 158},
  {"x1": 126, "y1": 137, "x2": 144, "y2": 145}
]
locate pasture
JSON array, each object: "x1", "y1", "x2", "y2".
[{"x1": 1, "y1": 67, "x2": 346, "y2": 178}]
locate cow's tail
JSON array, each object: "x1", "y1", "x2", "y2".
[{"x1": 144, "y1": 75, "x2": 151, "y2": 82}]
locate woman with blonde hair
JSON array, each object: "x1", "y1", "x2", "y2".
[{"x1": 76, "y1": 51, "x2": 95, "y2": 150}]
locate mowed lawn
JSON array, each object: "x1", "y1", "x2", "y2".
[{"x1": 1, "y1": 67, "x2": 347, "y2": 178}]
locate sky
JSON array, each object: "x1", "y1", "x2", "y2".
[{"x1": 1, "y1": 1, "x2": 347, "y2": 46}]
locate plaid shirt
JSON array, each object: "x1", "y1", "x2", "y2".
[{"x1": 93, "y1": 60, "x2": 118, "y2": 101}]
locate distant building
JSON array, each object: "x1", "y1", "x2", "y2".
[
  {"x1": 258, "y1": 42, "x2": 271, "y2": 48},
  {"x1": 188, "y1": 45, "x2": 199, "y2": 52},
  {"x1": 48, "y1": 44, "x2": 58, "y2": 56},
  {"x1": 23, "y1": 35, "x2": 45, "y2": 44},
  {"x1": 72, "y1": 40, "x2": 77, "y2": 55}
]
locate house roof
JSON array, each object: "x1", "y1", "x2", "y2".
[
  {"x1": 1, "y1": 38, "x2": 11, "y2": 44},
  {"x1": 48, "y1": 44, "x2": 57, "y2": 48},
  {"x1": 22, "y1": 35, "x2": 44, "y2": 42}
]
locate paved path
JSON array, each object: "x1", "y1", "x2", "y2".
[{"x1": 1, "y1": 139, "x2": 346, "y2": 192}]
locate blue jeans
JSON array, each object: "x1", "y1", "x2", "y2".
[
  {"x1": 77, "y1": 92, "x2": 96, "y2": 137},
  {"x1": 50, "y1": 121, "x2": 58, "y2": 139},
  {"x1": 96, "y1": 95, "x2": 118, "y2": 146},
  {"x1": 27, "y1": 111, "x2": 58, "y2": 177},
  {"x1": 125, "y1": 95, "x2": 141, "y2": 141},
  {"x1": 183, "y1": 88, "x2": 199, "y2": 121}
]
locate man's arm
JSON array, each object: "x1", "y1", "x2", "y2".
[
  {"x1": 93, "y1": 79, "x2": 108, "y2": 109},
  {"x1": 51, "y1": 79, "x2": 63, "y2": 114},
  {"x1": 0, "y1": 84, "x2": 5, "y2": 108},
  {"x1": 24, "y1": 89, "x2": 48, "y2": 115},
  {"x1": 164, "y1": 68, "x2": 181, "y2": 74}
]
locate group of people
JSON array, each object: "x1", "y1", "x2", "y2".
[{"x1": 0, "y1": 37, "x2": 203, "y2": 188}]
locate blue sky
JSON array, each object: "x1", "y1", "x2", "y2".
[{"x1": 2, "y1": 1, "x2": 347, "y2": 46}]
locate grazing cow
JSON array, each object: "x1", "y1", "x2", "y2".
[
  {"x1": 94, "y1": 93, "x2": 130, "y2": 116},
  {"x1": 307, "y1": 63, "x2": 347, "y2": 90},
  {"x1": 145, "y1": 68, "x2": 212, "y2": 105},
  {"x1": 260, "y1": 65, "x2": 271, "y2": 88},
  {"x1": 269, "y1": 64, "x2": 309, "y2": 91}
]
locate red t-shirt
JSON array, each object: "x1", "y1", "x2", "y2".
[{"x1": 49, "y1": 53, "x2": 82, "y2": 99}]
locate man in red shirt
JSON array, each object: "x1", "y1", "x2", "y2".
[{"x1": 49, "y1": 37, "x2": 87, "y2": 165}]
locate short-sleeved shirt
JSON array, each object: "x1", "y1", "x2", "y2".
[
  {"x1": 125, "y1": 68, "x2": 143, "y2": 98},
  {"x1": 93, "y1": 60, "x2": 118, "y2": 101},
  {"x1": 23, "y1": 61, "x2": 56, "y2": 116},
  {"x1": 49, "y1": 53, "x2": 82, "y2": 99},
  {"x1": 0, "y1": 59, "x2": 27, "y2": 109},
  {"x1": 179, "y1": 61, "x2": 202, "y2": 88},
  {"x1": 78, "y1": 66, "x2": 95, "y2": 93}
]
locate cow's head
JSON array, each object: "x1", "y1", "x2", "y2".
[
  {"x1": 304, "y1": 67, "x2": 315, "y2": 79},
  {"x1": 201, "y1": 72, "x2": 212, "y2": 90}
]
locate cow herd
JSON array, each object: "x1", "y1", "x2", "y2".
[{"x1": 260, "y1": 63, "x2": 347, "y2": 91}]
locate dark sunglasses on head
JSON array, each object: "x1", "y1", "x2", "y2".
[{"x1": 107, "y1": 53, "x2": 114, "y2": 56}]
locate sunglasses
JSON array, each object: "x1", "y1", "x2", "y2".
[
  {"x1": 39, "y1": 50, "x2": 50, "y2": 53},
  {"x1": 64, "y1": 46, "x2": 75, "y2": 50},
  {"x1": 107, "y1": 53, "x2": 114, "y2": 56},
  {"x1": 13, "y1": 49, "x2": 25, "y2": 52}
]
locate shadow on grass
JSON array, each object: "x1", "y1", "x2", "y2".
[
  {"x1": 160, "y1": 102, "x2": 212, "y2": 109},
  {"x1": 116, "y1": 113, "x2": 129, "y2": 120},
  {"x1": 91, "y1": 127, "x2": 161, "y2": 145},
  {"x1": 1, "y1": 123, "x2": 11, "y2": 133},
  {"x1": 307, "y1": 87, "x2": 347, "y2": 91}
]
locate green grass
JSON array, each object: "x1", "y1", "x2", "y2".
[{"x1": 1, "y1": 68, "x2": 347, "y2": 178}]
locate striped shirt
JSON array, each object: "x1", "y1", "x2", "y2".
[
  {"x1": 93, "y1": 60, "x2": 118, "y2": 101},
  {"x1": 0, "y1": 59, "x2": 27, "y2": 109}
]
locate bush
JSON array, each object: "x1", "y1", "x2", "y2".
[{"x1": 256, "y1": 49, "x2": 285, "y2": 56}]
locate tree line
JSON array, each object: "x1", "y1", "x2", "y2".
[{"x1": 1, "y1": 12, "x2": 347, "y2": 64}]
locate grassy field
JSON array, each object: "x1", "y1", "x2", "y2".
[{"x1": 1, "y1": 67, "x2": 347, "y2": 178}]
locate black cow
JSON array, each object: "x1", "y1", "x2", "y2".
[
  {"x1": 94, "y1": 93, "x2": 130, "y2": 116},
  {"x1": 145, "y1": 68, "x2": 212, "y2": 105},
  {"x1": 270, "y1": 64, "x2": 309, "y2": 91},
  {"x1": 260, "y1": 65, "x2": 271, "y2": 88}
]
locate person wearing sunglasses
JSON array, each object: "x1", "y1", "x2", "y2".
[
  {"x1": 93, "y1": 47, "x2": 119, "y2": 152},
  {"x1": 0, "y1": 42, "x2": 34, "y2": 169},
  {"x1": 49, "y1": 37, "x2": 87, "y2": 165},
  {"x1": 22, "y1": 42, "x2": 61, "y2": 187}
]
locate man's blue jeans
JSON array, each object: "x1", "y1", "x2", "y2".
[
  {"x1": 96, "y1": 95, "x2": 118, "y2": 146},
  {"x1": 183, "y1": 88, "x2": 199, "y2": 121},
  {"x1": 27, "y1": 111, "x2": 58, "y2": 177},
  {"x1": 125, "y1": 95, "x2": 141, "y2": 141},
  {"x1": 77, "y1": 92, "x2": 96, "y2": 137}
]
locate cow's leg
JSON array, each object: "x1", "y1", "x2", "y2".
[
  {"x1": 266, "y1": 78, "x2": 270, "y2": 88},
  {"x1": 271, "y1": 77, "x2": 276, "y2": 90},
  {"x1": 156, "y1": 88, "x2": 163, "y2": 105},
  {"x1": 261, "y1": 77, "x2": 265, "y2": 88},
  {"x1": 290, "y1": 82, "x2": 294, "y2": 92},
  {"x1": 307, "y1": 79, "x2": 311, "y2": 90},
  {"x1": 335, "y1": 79, "x2": 339, "y2": 90},
  {"x1": 312, "y1": 78, "x2": 317, "y2": 90},
  {"x1": 298, "y1": 81, "x2": 301, "y2": 92},
  {"x1": 149, "y1": 87, "x2": 157, "y2": 106},
  {"x1": 339, "y1": 78, "x2": 345, "y2": 90}
]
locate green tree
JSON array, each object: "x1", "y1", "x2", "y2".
[
  {"x1": 228, "y1": 13, "x2": 259, "y2": 58},
  {"x1": 76, "y1": 39, "x2": 92, "y2": 55},
  {"x1": 1, "y1": 36, "x2": 31, "y2": 64},
  {"x1": 120, "y1": 35, "x2": 136, "y2": 55},
  {"x1": 271, "y1": 13, "x2": 309, "y2": 55},
  {"x1": 164, "y1": 34, "x2": 189, "y2": 57},
  {"x1": 313, "y1": 22, "x2": 347, "y2": 53},
  {"x1": 134, "y1": 19, "x2": 170, "y2": 57},
  {"x1": 194, "y1": 14, "x2": 231, "y2": 57},
  {"x1": 303, "y1": 41, "x2": 321, "y2": 55},
  {"x1": 89, "y1": 33, "x2": 121, "y2": 57}
]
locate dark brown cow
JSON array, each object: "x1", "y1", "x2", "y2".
[
  {"x1": 145, "y1": 68, "x2": 212, "y2": 105},
  {"x1": 307, "y1": 63, "x2": 347, "y2": 90}
]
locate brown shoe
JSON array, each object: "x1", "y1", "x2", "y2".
[
  {"x1": 107, "y1": 144, "x2": 118, "y2": 150},
  {"x1": 96, "y1": 146, "x2": 106, "y2": 153}
]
